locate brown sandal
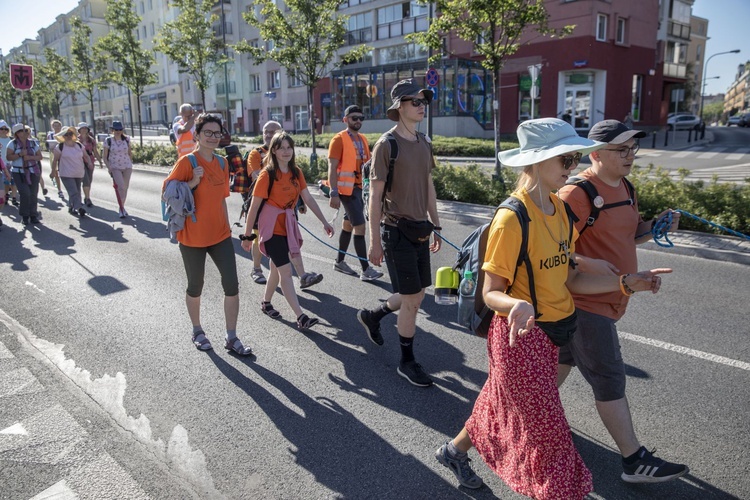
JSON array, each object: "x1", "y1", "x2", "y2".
[{"x1": 261, "y1": 301, "x2": 282, "y2": 319}]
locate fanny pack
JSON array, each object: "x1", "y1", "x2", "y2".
[
  {"x1": 395, "y1": 218, "x2": 434, "y2": 244},
  {"x1": 536, "y1": 310, "x2": 578, "y2": 347}
]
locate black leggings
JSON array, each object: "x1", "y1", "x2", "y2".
[{"x1": 179, "y1": 237, "x2": 239, "y2": 297}]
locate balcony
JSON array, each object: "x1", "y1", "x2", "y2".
[
  {"x1": 663, "y1": 62, "x2": 687, "y2": 79},
  {"x1": 377, "y1": 15, "x2": 428, "y2": 40},
  {"x1": 217, "y1": 81, "x2": 236, "y2": 94},
  {"x1": 212, "y1": 21, "x2": 233, "y2": 37},
  {"x1": 346, "y1": 27, "x2": 373, "y2": 46},
  {"x1": 667, "y1": 20, "x2": 691, "y2": 41}
]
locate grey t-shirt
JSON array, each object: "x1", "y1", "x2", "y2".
[{"x1": 371, "y1": 127, "x2": 435, "y2": 223}]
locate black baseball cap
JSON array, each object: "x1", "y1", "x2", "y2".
[
  {"x1": 344, "y1": 105, "x2": 363, "y2": 117},
  {"x1": 588, "y1": 120, "x2": 646, "y2": 143}
]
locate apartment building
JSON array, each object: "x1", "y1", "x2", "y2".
[
  {"x1": 724, "y1": 62, "x2": 750, "y2": 116},
  {"x1": 687, "y1": 15, "x2": 708, "y2": 115}
]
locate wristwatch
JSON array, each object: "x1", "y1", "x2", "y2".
[{"x1": 239, "y1": 233, "x2": 257, "y2": 242}]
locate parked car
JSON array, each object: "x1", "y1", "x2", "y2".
[
  {"x1": 727, "y1": 115, "x2": 742, "y2": 126},
  {"x1": 738, "y1": 113, "x2": 750, "y2": 127},
  {"x1": 667, "y1": 113, "x2": 702, "y2": 131}
]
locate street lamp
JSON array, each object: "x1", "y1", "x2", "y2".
[{"x1": 699, "y1": 49, "x2": 740, "y2": 121}]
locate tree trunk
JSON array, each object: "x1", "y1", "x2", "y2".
[
  {"x1": 308, "y1": 85, "x2": 318, "y2": 177},
  {"x1": 492, "y1": 67, "x2": 504, "y2": 193},
  {"x1": 136, "y1": 91, "x2": 144, "y2": 146}
]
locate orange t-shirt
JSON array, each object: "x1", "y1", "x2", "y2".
[
  {"x1": 246, "y1": 146, "x2": 266, "y2": 174},
  {"x1": 164, "y1": 153, "x2": 230, "y2": 247},
  {"x1": 558, "y1": 169, "x2": 643, "y2": 320},
  {"x1": 252, "y1": 166, "x2": 307, "y2": 235}
]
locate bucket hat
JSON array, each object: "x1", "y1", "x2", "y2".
[
  {"x1": 0, "y1": 120, "x2": 9, "y2": 130},
  {"x1": 111, "y1": 121, "x2": 124, "y2": 131},
  {"x1": 55, "y1": 126, "x2": 79, "y2": 142},
  {"x1": 498, "y1": 118, "x2": 605, "y2": 167},
  {"x1": 11, "y1": 123, "x2": 26, "y2": 135},
  {"x1": 386, "y1": 78, "x2": 433, "y2": 121},
  {"x1": 588, "y1": 119, "x2": 646, "y2": 144},
  {"x1": 77, "y1": 122, "x2": 90, "y2": 131}
]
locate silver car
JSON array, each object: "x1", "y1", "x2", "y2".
[{"x1": 667, "y1": 114, "x2": 701, "y2": 131}]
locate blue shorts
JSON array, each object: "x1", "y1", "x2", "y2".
[{"x1": 340, "y1": 187, "x2": 366, "y2": 227}]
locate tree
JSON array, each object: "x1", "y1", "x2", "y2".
[
  {"x1": 32, "y1": 49, "x2": 74, "y2": 131},
  {"x1": 236, "y1": 0, "x2": 369, "y2": 176},
  {"x1": 410, "y1": 0, "x2": 574, "y2": 186},
  {"x1": 154, "y1": 0, "x2": 229, "y2": 111},
  {"x1": 71, "y1": 17, "x2": 107, "y2": 135},
  {"x1": 96, "y1": 0, "x2": 157, "y2": 145},
  {"x1": 0, "y1": 66, "x2": 22, "y2": 123}
]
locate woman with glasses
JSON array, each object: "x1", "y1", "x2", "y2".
[
  {"x1": 5, "y1": 123, "x2": 43, "y2": 225},
  {"x1": 50, "y1": 126, "x2": 94, "y2": 218},
  {"x1": 103, "y1": 121, "x2": 133, "y2": 218},
  {"x1": 163, "y1": 113, "x2": 253, "y2": 356},
  {"x1": 240, "y1": 131, "x2": 334, "y2": 331},
  {"x1": 434, "y1": 119, "x2": 672, "y2": 498}
]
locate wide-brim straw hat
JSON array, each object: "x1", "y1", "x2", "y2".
[
  {"x1": 55, "y1": 126, "x2": 79, "y2": 142},
  {"x1": 498, "y1": 118, "x2": 605, "y2": 167}
]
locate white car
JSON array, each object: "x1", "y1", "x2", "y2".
[
  {"x1": 667, "y1": 114, "x2": 701, "y2": 131},
  {"x1": 727, "y1": 115, "x2": 741, "y2": 126}
]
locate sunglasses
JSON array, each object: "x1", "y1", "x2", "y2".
[
  {"x1": 348, "y1": 115, "x2": 365, "y2": 122},
  {"x1": 559, "y1": 152, "x2": 583, "y2": 170},
  {"x1": 402, "y1": 97, "x2": 430, "y2": 107},
  {"x1": 603, "y1": 144, "x2": 640, "y2": 158},
  {"x1": 0, "y1": 128, "x2": 8, "y2": 131}
]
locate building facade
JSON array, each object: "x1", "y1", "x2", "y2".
[{"x1": 724, "y1": 62, "x2": 750, "y2": 116}]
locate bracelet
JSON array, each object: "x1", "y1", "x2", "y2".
[
  {"x1": 619, "y1": 274, "x2": 635, "y2": 296},
  {"x1": 433, "y1": 226, "x2": 442, "y2": 231},
  {"x1": 239, "y1": 233, "x2": 257, "y2": 242}
]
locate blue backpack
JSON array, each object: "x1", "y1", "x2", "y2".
[{"x1": 454, "y1": 196, "x2": 576, "y2": 338}]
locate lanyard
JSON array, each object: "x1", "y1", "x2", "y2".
[{"x1": 347, "y1": 131, "x2": 365, "y2": 161}]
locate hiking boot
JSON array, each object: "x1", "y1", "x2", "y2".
[
  {"x1": 621, "y1": 447, "x2": 689, "y2": 483},
  {"x1": 357, "y1": 309, "x2": 383, "y2": 346},
  {"x1": 30, "y1": 216, "x2": 40, "y2": 224},
  {"x1": 397, "y1": 360, "x2": 432, "y2": 387},
  {"x1": 251, "y1": 267, "x2": 267, "y2": 284},
  {"x1": 299, "y1": 272, "x2": 323, "y2": 289},
  {"x1": 360, "y1": 266, "x2": 384, "y2": 281},
  {"x1": 333, "y1": 260, "x2": 358, "y2": 276},
  {"x1": 435, "y1": 442, "x2": 484, "y2": 489},
  {"x1": 22, "y1": 216, "x2": 29, "y2": 225}
]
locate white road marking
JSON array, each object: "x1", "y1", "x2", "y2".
[
  {"x1": 25, "y1": 281, "x2": 46, "y2": 294},
  {"x1": 30, "y1": 480, "x2": 78, "y2": 500},
  {"x1": 0, "y1": 423, "x2": 28, "y2": 435},
  {"x1": 672, "y1": 151, "x2": 692, "y2": 158},
  {"x1": 620, "y1": 331, "x2": 750, "y2": 371},
  {"x1": 696, "y1": 148, "x2": 727, "y2": 159}
]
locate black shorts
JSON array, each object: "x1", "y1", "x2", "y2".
[
  {"x1": 340, "y1": 187, "x2": 366, "y2": 227},
  {"x1": 179, "y1": 237, "x2": 239, "y2": 297},
  {"x1": 263, "y1": 234, "x2": 291, "y2": 267},
  {"x1": 382, "y1": 223, "x2": 431, "y2": 295}
]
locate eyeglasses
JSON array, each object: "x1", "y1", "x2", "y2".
[
  {"x1": 603, "y1": 144, "x2": 640, "y2": 158},
  {"x1": 0, "y1": 128, "x2": 8, "y2": 131},
  {"x1": 201, "y1": 130, "x2": 223, "y2": 138},
  {"x1": 559, "y1": 152, "x2": 583, "y2": 169},
  {"x1": 349, "y1": 115, "x2": 365, "y2": 122},
  {"x1": 402, "y1": 97, "x2": 430, "y2": 107}
]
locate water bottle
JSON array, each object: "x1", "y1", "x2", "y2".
[
  {"x1": 434, "y1": 267, "x2": 459, "y2": 305},
  {"x1": 457, "y1": 271, "x2": 476, "y2": 327}
]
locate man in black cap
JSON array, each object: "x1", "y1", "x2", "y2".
[
  {"x1": 557, "y1": 119, "x2": 687, "y2": 483},
  {"x1": 356, "y1": 78, "x2": 442, "y2": 387},
  {"x1": 327, "y1": 105, "x2": 383, "y2": 281}
]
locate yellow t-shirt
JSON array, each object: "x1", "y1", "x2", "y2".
[{"x1": 482, "y1": 188, "x2": 577, "y2": 322}]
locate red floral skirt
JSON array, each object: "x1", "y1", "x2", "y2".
[{"x1": 465, "y1": 315, "x2": 592, "y2": 499}]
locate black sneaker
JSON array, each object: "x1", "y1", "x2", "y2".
[
  {"x1": 22, "y1": 216, "x2": 29, "y2": 225},
  {"x1": 621, "y1": 447, "x2": 689, "y2": 483},
  {"x1": 357, "y1": 309, "x2": 383, "y2": 346},
  {"x1": 397, "y1": 360, "x2": 432, "y2": 387},
  {"x1": 30, "y1": 216, "x2": 40, "y2": 224},
  {"x1": 78, "y1": 207, "x2": 87, "y2": 218}
]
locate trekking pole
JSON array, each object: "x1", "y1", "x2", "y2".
[{"x1": 111, "y1": 174, "x2": 124, "y2": 213}]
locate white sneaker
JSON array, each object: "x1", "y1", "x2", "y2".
[
  {"x1": 360, "y1": 267, "x2": 383, "y2": 281},
  {"x1": 333, "y1": 260, "x2": 358, "y2": 276}
]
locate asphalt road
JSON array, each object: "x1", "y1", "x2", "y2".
[{"x1": 1, "y1": 167, "x2": 748, "y2": 499}]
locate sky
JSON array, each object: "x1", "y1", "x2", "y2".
[{"x1": 1, "y1": 0, "x2": 747, "y2": 97}]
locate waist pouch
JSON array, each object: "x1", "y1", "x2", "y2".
[
  {"x1": 396, "y1": 218, "x2": 434, "y2": 244},
  {"x1": 537, "y1": 310, "x2": 578, "y2": 347}
]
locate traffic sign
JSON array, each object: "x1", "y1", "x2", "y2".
[
  {"x1": 425, "y1": 68, "x2": 439, "y2": 87},
  {"x1": 9, "y1": 63, "x2": 34, "y2": 91}
]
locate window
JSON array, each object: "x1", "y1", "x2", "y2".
[
  {"x1": 346, "y1": 13, "x2": 372, "y2": 45},
  {"x1": 250, "y1": 74, "x2": 261, "y2": 92},
  {"x1": 380, "y1": 43, "x2": 427, "y2": 64},
  {"x1": 631, "y1": 74, "x2": 643, "y2": 121},
  {"x1": 140, "y1": 1, "x2": 144, "y2": 14},
  {"x1": 596, "y1": 14, "x2": 607, "y2": 41},
  {"x1": 269, "y1": 106, "x2": 283, "y2": 123},
  {"x1": 616, "y1": 18, "x2": 626, "y2": 44},
  {"x1": 284, "y1": 106, "x2": 291, "y2": 121},
  {"x1": 696, "y1": 44, "x2": 702, "y2": 62},
  {"x1": 148, "y1": 0, "x2": 152, "y2": 9},
  {"x1": 150, "y1": 22, "x2": 155, "y2": 36},
  {"x1": 142, "y1": 26, "x2": 147, "y2": 39},
  {"x1": 377, "y1": 2, "x2": 428, "y2": 39},
  {"x1": 268, "y1": 70, "x2": 280, "y2": 89},
  {"x1": 289, "y1": 72, "x2": 304, "y2": 87},
  {"x1": 294, "y1": 105, "x2": 309, "y2": 131}
]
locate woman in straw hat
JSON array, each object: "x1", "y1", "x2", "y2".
[
  {"x1": 50, "y1": 126, "x2": 94, "y2": 218},
  {"x1": 434, "y1": 118, "x2": 673, "y2": 498},
  {"x1": 5, "y1": 123, "x2": 42, "y2": 225}
]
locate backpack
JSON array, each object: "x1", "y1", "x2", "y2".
[
  {"x1": 565, "y1": 176, "x2": 636, "y2": 235},
  {"x1": 160, "y1": 153, "x2": 226, "y2": 222},
  {"x1": 361, "y1": 132, "x2": 398, "y2": 206},
  {"x1": 104, "y1": 135, "x2": 130, "y2": 162},
  {"x1": 455, "y1": 196, "x2": 576, "y2": 338},
  {"x1": 238, "y1": 147, "x2": 271, "y2": 223},
  {"x1": 57, "y1": 141, "x2": 83, "y2": 153}
]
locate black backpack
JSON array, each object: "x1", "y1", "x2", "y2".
[
  {"x1": 58, "y1": 141, "x2": 83, "y2": 152},
  {"x1": 455, "y1": 196, "x2": 576, "y2": 338},
  {"x1": 566, "y1": 176, "x2": 636, "y2": 235}
]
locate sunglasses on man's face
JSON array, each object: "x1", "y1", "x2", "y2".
[
  {"x1": 402, "y1": 97, "x2": 430, "y2": 107},
  {"x1": 559, "y1": 152, "x2": 583, "y2": 170},
  {"x1": 348, "y1": 115, "x2": 365, "y2": 122}
]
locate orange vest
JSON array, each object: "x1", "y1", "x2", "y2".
[
  {"x1": 335, "y1": 130, "x2": 370, "y2": 196},
  {"x1": 175, "y1": 120, "x2": 196, "y2": 158}
]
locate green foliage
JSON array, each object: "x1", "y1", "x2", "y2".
[
  {"x1": 630, "y1": 164, "x2": 750, "y2": 235},
  {"x1": 70, "y1": 17, "x2": 107, "y2": 135},
  {"x1": 153, "y1": 0, "x2": 229, "y2": 110},
  {"x1": 432, "y1": 163, "x2": 518, "y2": 206},
  {"x1": 32, "y1": 49, "x2": 73, "y2": 122},
  {"x1": 131, "y1": 143, "x2": 178, "y2": 167}
]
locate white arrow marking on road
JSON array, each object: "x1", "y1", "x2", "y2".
[
  {"x1": 620, "y1": 331, "x2": 750, "y2": 371},
  {"x1": 0, "y1": 423, "x2": 27, "y2": 435},
  {"x1": 29, "y1": 480, "x2": 78, "y2": 500}
]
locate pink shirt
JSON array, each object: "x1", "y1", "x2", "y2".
[{"x1": 52, "y1": 142, "x2": 86, "y2": 178}]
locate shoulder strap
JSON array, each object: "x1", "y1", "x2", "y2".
[
  {"x1": 214, "y1": 154, "x2": 226, "y2": 170},
  {"x1": 187, "y1": 153, "x2": 198, "y2": 170},
  {"x1": 106, "y1": 137, "x2": 112, "y2": 148},
  {"x1": 497, "y1": 196, "x2": 539, "y2": 318},
  {"x1": 382, "y1": 132, "x2": 399, "y2": 196},
  {"x1": 58, "y1": 142, "x2": 64, "y2": 152}
]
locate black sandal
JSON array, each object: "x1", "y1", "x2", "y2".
[
  {"x1": 224, "y1": 337, "x2": 253, "y2": 356},
  {"x1": 261, "y1": 301, "x2": 282, "y2": 319},
  {"x1": 192, "y1": 331, "x2": 213, "y2": 351},
  {"x1": 297, "y1": 314, "x2": 319, "y2": 331}
]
